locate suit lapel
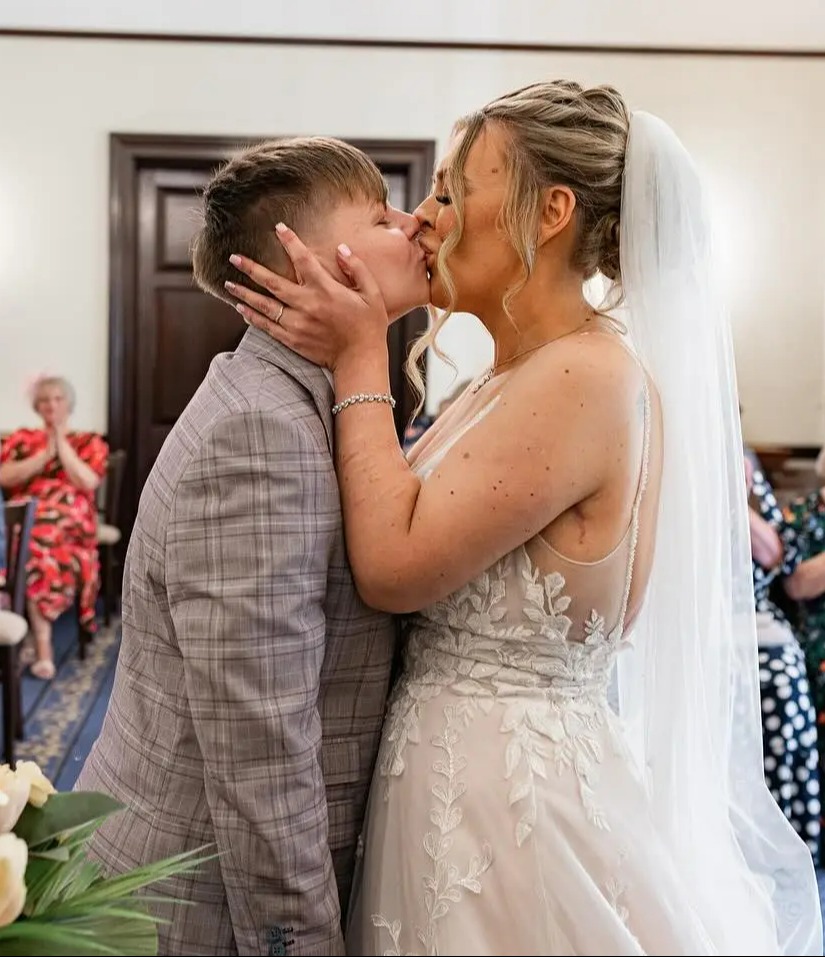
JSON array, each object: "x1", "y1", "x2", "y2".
[{"x1": 236, "y1": 327, "x2": 334, "y2": 451}]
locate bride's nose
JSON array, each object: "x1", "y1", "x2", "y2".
[{"x1": 414, "y1": 194, "x2": 437, "y2": 231}]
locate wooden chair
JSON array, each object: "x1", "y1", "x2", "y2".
[
  {"x1": 0, "y1": 499, "x2": 36, "y2": 765},
  {"x1": 97, "y1": 450, "x2": 126, "y2": 627}
]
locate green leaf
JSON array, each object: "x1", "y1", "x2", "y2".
[
  {"x1": 4, "y1": 837, "x2": 215, "y2": 954},
  {"x1": 0, "y1": 910, "x2": 159, "y2": 955},
  {"x1": 47, "y1": 846, "x2": 214, "y2": 911},
  {"x1": 58, "y1": 820, "x2": 101, "y2": 851},
  {"x1": 30, "y1": 846, "x2": 70, "y2": 862},
  {"x1": 33, "y1": 902, "x2": 163, "y2": 924},
  {"x1": 24, "y1": 857, "x2": 69, "y2": 909},
  {"x1": 25, "y1": 841, "x2": 101, "y2": 917},
  {"x1": 26, "y1": 850, "x2": 101, "y2": 917},
  {"x1": 14, "y1": 793, "x2": 124, "y2": 848}
]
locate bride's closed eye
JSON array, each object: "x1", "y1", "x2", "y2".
[{"x1": 435, "y1": 194, "x2": 452, "y2": 206}]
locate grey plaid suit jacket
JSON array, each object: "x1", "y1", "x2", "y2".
[{"x1": 76, "y1": 328, "x2": 396, "y2": 956}]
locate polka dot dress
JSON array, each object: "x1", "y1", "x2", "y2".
[
  {"x1": 748, "y1": 453, "x2": 822, "y2": 863},
  {"x1": 759, "y1": 642, "x2": 821, "y2": 862}
]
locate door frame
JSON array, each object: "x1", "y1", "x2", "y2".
[{"x1": 108, "y1": 131, "x2": 436, "y2": 461}]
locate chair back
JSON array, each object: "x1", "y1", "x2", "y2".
[
  {"x1": 100, "y1": 449, "x2": 127, "y2": 527},
  {"x1": 4, "y1": 499, "x2": 36, "y2": 615}
]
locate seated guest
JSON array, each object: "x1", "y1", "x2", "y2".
[
  {"x1": 746, "y1": 455, "x2": 821, "y2": 862},
  {"x1": 782, "y1": 476, "x2": 825, "y2": 796},
  {"x1": 0, "y1": 376, "x2": 108, "y2": 679}
]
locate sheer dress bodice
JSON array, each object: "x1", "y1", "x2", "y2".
[{"x1": 398, "y1": 379, "x2": 650, "y2": 705}]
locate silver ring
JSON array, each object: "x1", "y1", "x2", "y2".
[{"x1": 273, "y1": 302, "x2": 285, "y2": 325}]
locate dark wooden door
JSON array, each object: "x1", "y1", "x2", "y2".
[
  {"x1": 110, "y1": 135, "x2": 435, "y2": 539},
  {"x1": 136, "y1": 165, "x2": 246, "y2": 495}
]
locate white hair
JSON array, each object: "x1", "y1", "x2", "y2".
[{"x1": 31, "y1": 375, "x2": 76, "y2": 414}]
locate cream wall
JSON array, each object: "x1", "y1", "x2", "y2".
[
  {"x1": 0, "y1": 36, "x2": 823, "y2": 442},
  {"x1": 4, "y1": 0, "x2": 824, "y2": 51}
]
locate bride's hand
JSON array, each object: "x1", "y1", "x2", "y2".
[{"x1": 225, "y1": 223, "x2": 389, "y2": 371}]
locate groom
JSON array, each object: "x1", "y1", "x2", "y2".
[{"x1": 77, "y1": 137, "x2": 426, "y2": 956}]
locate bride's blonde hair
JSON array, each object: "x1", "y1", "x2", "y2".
[{"x1": 406, "y1": 80, "x2": 630, "y2": 413}]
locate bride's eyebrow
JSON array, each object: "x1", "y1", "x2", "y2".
[
  {"x1": 432, "y1": 165, "x2": 475, "y2": 197},
  {"x1": 432, "y1": 166, "x2": 451, "y2": 190}
]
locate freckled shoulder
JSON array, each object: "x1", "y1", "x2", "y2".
[{"x1": 502, "y1": 332, "x2": 644, "y2": 422}]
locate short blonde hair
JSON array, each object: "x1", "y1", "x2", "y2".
[{"x1": 31, "y1": 375, "x2": 75, "y2": 413}]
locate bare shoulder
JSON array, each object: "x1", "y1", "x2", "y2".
[{"x1": 500, "y1": 331, "x2": 645, "y2": 425}]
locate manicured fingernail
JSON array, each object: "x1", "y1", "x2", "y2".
[
  {"x1": 338, "y1": 243, "x2": 352, "y2": 257},
  {"x1": 235, "y1": 303, "x2": 245, "y2": 315},
  {"x1": 224, "y1": 280, "x2": 236, "y2": 291},
  {"x1": 275, "y1": 222, "x2": 288, "y2": 234},
  {"x1": 229, "y1": 254, "x2": 242, "y2": 266}
]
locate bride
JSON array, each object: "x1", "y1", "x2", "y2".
[{"x1": 227, "y1": 81, "x2": 821, "y2": 955}]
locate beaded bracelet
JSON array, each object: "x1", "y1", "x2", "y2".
[{"x1": 331, "y1": 392, "x2": 396, "y2": 416}]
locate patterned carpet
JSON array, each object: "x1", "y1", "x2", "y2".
[{"x1": 2, "y1": 611, "x2": 120, "y2": 790}]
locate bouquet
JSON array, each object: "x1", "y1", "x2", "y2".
[{"x1": 0, "y1": 761, "x2": 206, "y2": 956}]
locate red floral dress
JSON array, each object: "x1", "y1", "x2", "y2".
[{"x1": 1, "y1": 429, "x2": 108, "y2": 630}]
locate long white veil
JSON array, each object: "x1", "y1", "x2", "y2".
[{"x1": 615, "y1": 111, "x2": 821, "y2": 954}]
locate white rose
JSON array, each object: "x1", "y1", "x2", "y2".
[
  {"x1": 0, "y1": 833, "x2": 27, "y2": 927},
  {"x1": 0, "y1": 767, "x2": 21, "y2": 795},
  {"x1": 0, "y1": 773, "x2": 30, "y2": 835},
  {"x1": 12, "y1": 762, "x2": 56, "y2": 809}
]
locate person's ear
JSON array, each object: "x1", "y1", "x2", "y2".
[{"x1": 536, "y1": 185, "x2": 576, "y2": 246}]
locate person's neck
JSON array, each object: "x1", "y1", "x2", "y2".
[{"x1": 479, "y1": 266, "x2": 598, "y2": 368}]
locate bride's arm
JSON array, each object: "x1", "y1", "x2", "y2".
[
  {"x1": 330, "y1": 347, "x2": 630, "y2": 612},
  {"x1": 228, "y1": 233, "x2": 633, "y2": 613}
]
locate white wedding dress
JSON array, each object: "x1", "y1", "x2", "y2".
[
  {"x1": 344, "y1": 110, "x2": 822, "y2": 957},
  {"x1": 346, "y1": 382, "x2": 781, "y2": 957}
]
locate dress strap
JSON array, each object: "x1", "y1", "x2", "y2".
[{"x1": 617, "y1": 374, "x2": 651, "y2": 633}]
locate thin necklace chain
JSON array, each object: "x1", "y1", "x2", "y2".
[{"x1": 471, "y1": 317, "x2": 600, "y2": 394}]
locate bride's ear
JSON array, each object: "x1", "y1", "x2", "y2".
[{"x1": 536, "y1": 185, "x2": 577, "y2": 247}]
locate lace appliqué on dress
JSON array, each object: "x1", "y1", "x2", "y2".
[
  {"x1": 372, "y1": 704, "x2": 492, "y2": 957},
  {"x1": 379, "y1": 551, "x2": 623, "y2": 838}
]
